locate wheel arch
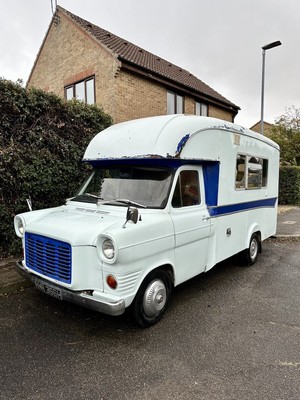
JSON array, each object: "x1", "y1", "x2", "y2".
[
  {"x1": 139, "y1": 263, "x2": 175, "y2": 289},
  {"x1": 246, "y1": 224, "x2": 262, "y2": 251},
  {"x1": 130, "y1": 264, "x2": 175, "y2": 327}
]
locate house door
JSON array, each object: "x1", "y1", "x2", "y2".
[{"x1": 170, "y1": 167, "x2": 211, "y2": 285}]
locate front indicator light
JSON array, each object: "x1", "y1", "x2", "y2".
[{"x1": 106, "y1": 275, "x2": 118, "y2": 289}]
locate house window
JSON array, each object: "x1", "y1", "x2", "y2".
[
  {"x1": 65, "y1": 76, "x2": 95, "y2": 104},
  {"x1": 195, "y1": 102, "x2": 208, "y2": 116},
  {"x1": 167, "y1": 91, "x2": 184, "y2": 114}
]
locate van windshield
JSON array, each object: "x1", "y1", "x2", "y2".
[{"x1": 72, "y1": 166, "x2": 174, "y2": 209}]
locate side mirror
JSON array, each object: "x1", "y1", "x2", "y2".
[{"x1": 122, "y1": 207, "x2": 138, "y2": 228}]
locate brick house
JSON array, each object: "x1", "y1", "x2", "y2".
[
  {"x1": 27, "y1": 6, "x2": 240, "y2": 124},
  {"x1": 250, "y1": 121, "x2": 273, "y2": 136}
]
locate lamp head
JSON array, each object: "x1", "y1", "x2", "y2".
[{"x1": 262, "y1": 41, "x2": 282, "y2": 51}]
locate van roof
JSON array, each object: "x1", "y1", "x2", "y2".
[{"x1": 83, "y1": 115, "x2": 279, "y2": 162}]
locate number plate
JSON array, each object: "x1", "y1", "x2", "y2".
[{"x1": 34, "y1": 278, "x2": 63, "y2": 300}]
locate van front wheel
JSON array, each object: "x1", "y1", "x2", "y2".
[
  {"x1": 131, "y1": 270, "x2": 172, "y2": 327},
  {"x1": 243, "y1": 233, "x2": 260, "y2": 266}
]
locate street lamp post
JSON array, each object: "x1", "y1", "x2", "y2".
[{"x1": 260, "y1": 40, "x2": 282, "y2": 135}]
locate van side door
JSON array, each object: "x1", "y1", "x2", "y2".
[{"x1": 170, "y1": 167, "x2": 211, "y2": 284}]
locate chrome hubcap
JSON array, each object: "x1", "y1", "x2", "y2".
[
  {"x1": 143, "y1": 279, "x2": 167, "y2": 317},
  {"x1": 250, "y1": 238, "x2": 258, "y2": 260}
]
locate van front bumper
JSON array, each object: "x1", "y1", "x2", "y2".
[{"x1": 15, "y1": 261, "x2": 125, "y2": 316}]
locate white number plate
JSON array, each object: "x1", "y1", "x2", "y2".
[{"x1": 34, "y1": 278, "x2": 63, "y2": 300}]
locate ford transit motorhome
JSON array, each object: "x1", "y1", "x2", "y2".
[{"x1": 14, "y1": 115, "x2": 280, "y2": 326}]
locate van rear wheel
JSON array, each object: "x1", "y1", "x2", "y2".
[
  {"x1": 131, "y1": 270, "x2": 172, "y2": 328},
  {"x1": 243, "y1": 233, "x2": 260, "y2": 266}
]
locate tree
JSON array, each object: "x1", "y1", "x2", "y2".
[{"x1": 268, "y1": 106, "x2": 300, "y2": 166}]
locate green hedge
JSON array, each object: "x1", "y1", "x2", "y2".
[
  {"x1": 0, "y1": 79, "x2": 112, "y2": 256},
  {"x1": 279, "y1": 166, "x2": 300, "y2": 205}
]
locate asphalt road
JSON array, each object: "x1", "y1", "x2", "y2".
[{"x1": 0, "y1": 239, "x2": 299, "y2": 400}]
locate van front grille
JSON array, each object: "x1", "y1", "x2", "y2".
[{"x1": 25, "y1": 233, "x2": 72, "y2": 284}]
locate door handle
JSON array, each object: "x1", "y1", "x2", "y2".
[{"x1": 202, "y1": 216, "x2": 211, "y2": 222}]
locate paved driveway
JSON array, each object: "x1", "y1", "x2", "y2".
[{"x1": 0, "y1": 239, "x2": 299, "y2": 400}]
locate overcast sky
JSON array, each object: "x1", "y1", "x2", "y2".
[{"x1": 1, "y1": 0, "x2": 299, "y2": 127}]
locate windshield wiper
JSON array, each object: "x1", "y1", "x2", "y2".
[
  {"x1": 75, "y1": 194, "x2": 146, "y2": 208},
  {"x1": 84, "y1": 193, "x2": 104, "y2": 200},
  {"x1": 115, "y1": 199, "x2": 147, "y2": 208},
  {"x1": 100, "y1": 198, "x2": 147, "y2": 208},
  {"x1": 66, "y1": 193, "x2": 99, "y2": 203}
]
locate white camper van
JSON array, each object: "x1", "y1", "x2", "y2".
[{"x1": 14, "y1": 115, "x2": 279, "y2": 327}]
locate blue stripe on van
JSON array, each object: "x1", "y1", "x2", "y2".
[
  {"x1": 208, "y1": 197, "x2": 277, "y2": 217},
  {"x1": 203, "y1": 163, "x2": 219, "y2": 207}
]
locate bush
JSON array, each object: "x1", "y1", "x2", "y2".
[
  {"x1": 0, "y1": 79, "x2": 112, "y2": 256},
  {"x1": 279, "y1": 166, "x2": 300, "y2": 205}
]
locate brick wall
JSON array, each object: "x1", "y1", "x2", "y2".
[
  {"x1": 208, "y1": 105, "x2": 233, "y2": 122},
  {"x1": 115, "y1": 71, "x2": 167, "y2": 123},
  {"x1": 28, "y1": 10, "x2": 119, "y2": 119},
  {"x1": 115, "y1": 74, "x2": 234, "y2": 123},
  {"x1": 184, "y1": 97, "x2": 195, "y2": 115}
]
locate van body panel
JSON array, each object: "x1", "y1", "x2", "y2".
[{"x1": 14, "y1": 115, "x2": 280, "y2": 323}]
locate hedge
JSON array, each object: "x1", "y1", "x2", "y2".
[
  {"x1": 0, "y1": 79, "x2": 112, "y2": 256},
  {"x1": 279, "y1": 166, "x2": 300, "y2": 205}
]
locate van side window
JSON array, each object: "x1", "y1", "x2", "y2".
[
  {"x1": 247, "y1": 157, "x2": 262, "y2": 188},
  {"x1": 262, "y1": 159, "x2": 268, "y2": 187},
  {"x1": 236, "y1": 154, "x2": 268, "y2": 190},
  {"x1": 235, "y1": 155, "x2": 246, "y2": 188},
  {"x1": 172, "y1": 170, "x2": 200, "y2": 207}
]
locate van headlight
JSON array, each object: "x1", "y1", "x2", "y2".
[
  {"x1": 102, "y1": 239, "x2": 115, "y2": 259},
  {"x1": 14, "y1": 216, "x2": 25, "y2": 238},
  {"x1": 97, "y1": 236, "x2": 118, "y2": 263}
]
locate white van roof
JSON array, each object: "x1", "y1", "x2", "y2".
[{"x1": 83, "y1": 115, "x2": 279, "y2": 162}]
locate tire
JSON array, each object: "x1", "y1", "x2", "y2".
[
  {"x1": 131, "y1": 269, "x2": 172, "y2": 328},
  {"x1": 243, "y1": 233, "x2": 261, "y2": 266}
]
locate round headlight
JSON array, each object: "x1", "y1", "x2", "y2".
[
  {"x1": 102, "y1": 239, "x2": 115, "y2": 260},
  {"x1": 15, "y1": 216, "x2": 25, "y2": 238}
]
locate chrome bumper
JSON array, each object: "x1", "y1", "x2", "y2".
[{"x1": 15, "y1": 261, "x2": 125, "y2": 316}]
